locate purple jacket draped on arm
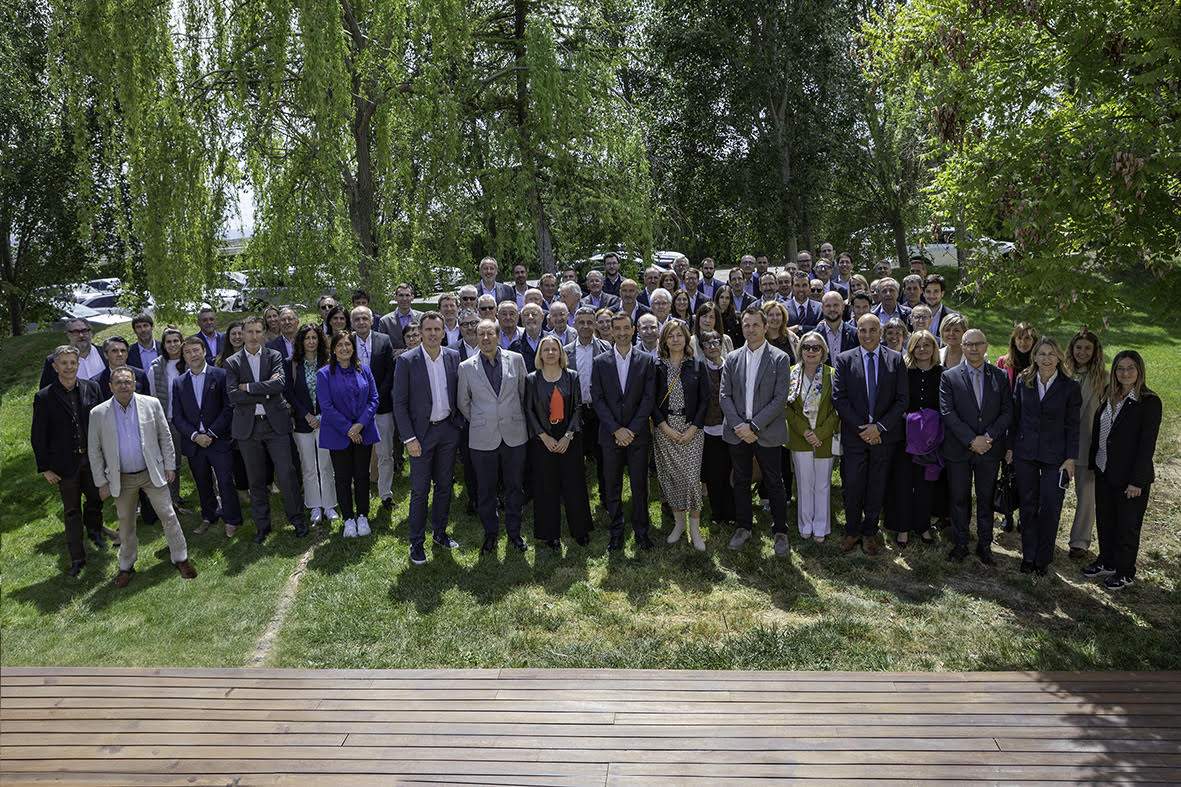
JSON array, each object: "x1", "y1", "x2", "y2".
[{"x1": 905, "y1": 408, "x2": 944, "y2": 481}]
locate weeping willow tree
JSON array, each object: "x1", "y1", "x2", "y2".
[{"x1": 49, "y1": 0, "x2": 653, "y2": 313}]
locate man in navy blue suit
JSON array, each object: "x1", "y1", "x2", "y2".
[
  {"x1": 128, "y1": 313, "x2": 163, "y2": 372},
  {"x1": 392, "y1": 311, "x2": 465, "y2": 566},
  {"x1": 698, "y1": 257, "x2": 725, "y2": 300},
  {"x1": 940, "y1": 328, "x2": 1013, "y2": 564},
  {"x1": 832, "y1": 314, "x2": 909, "y2": 555},
  {"x1": 93, "y1": 336, "x2": 150, "y2": 401},
  {"x1": 591, "y1": 312, "x2": 656, "y2": 552},
  {"x1": 171, "y1": 337, "x2": 242, "y2": 535},
  {"x1": 817, "y1": 291, "x2": 858, "y2": 364},
  {"x1": 785, "y1": 272, "x2": 822, "y2": 332},
  {"x1": 194, "y1": 307, "x2": 225, "y2": 362}
]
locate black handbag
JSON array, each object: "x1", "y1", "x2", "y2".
[{"x1": 993, "y1": 462, "x2": 1019, "y2": 514}]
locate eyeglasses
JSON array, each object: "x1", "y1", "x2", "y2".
[
  {"x1": 460, "y1": 321, "x2": 479, "y2": 329},
  {"x1": 460, "y1": 296, "x2": 476, "y2": 301},
  {"x1": 479, "y1": 305, "x2": 495, "y2": 312},
  {"x1": 702, "y1": 340, "x2": 721, "y2": 347},
  {"x1": 801, "y1": 344, "x2": 823, "y2": 353}
]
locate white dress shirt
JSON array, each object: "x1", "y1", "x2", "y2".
[
  {"x1": 1037, "y1": 372, "x2": 1057, "y2": 401},
  {"x1": 77, "y1": 347, "x2": 106, "y2": 380},
  {"x1": 743, "y1": 341, "x2": 767, "y2": 419},
  {"x1": 614, "y1": 347, "x2": 632, "y2": 393},
  {"x1": 575, "y1": 341, "x2": 595, "y2": 401},
  {"x1": 444, "y1": 324, "x2": 461, "y2": 347},
  {"x1": 245, "y1": 346, "x2": 266, "y2": 416},
  {"x1": 422, "y1": 346, "x2": 451, "y2": 425}
]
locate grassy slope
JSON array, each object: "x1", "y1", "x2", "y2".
[{"x1": 1, "y1": 280, "x2": 1178, "y2": 669}]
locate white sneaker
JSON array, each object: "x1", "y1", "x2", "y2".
[
  {"x1": 309, "y1": 507, "x2": 323, "y2": 524},
  {"x1": 324, "y1": 507, "x2": 339, "y2": 521},
  {"x1": 356, "y1": 516, "x2": 371, "y2": 536},
  {"x1": 343, "y1": 519, "x2": 357, "y2": 538}
]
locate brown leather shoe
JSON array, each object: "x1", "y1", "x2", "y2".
[
  {"x1": 113, "y1": 570, "x2": 133, "y2": 588},
  {"x1": 174, "y1": 560, "x2": 198, "y2": 579},
  {"x1": 863, "y1": 535, "x2": 883, "y2": 556},
  {"x1": 225, "y1": 523, "x2": 238, "y2": 538},
  {"x1": 840, "y1": 535, "x2": 861, "y2": 553}
]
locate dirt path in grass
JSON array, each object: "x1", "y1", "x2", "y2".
[{"x1": 247, "y1": 538, "x2": 319, "y2": 666}]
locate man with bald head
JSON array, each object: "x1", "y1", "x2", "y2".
[
  {"x1": 817, "y1": 290, "x2": 857, "y2": 364},
  {"x1": 940, "y1": 328, "x2": 1012, "y2": 564},
  {"x1": 832, "y1": 313, "x2": 909, "y2": 556}
]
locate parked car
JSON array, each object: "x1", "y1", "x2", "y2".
[
  {"x1": 44, "y1": 302, "x2": 131, "y2": 331},
  {"x1": 207, "y1": 271, "x2": 247, "y2": 312},
  {"x1": 86, "y1": 277, "x2": 123, "y2": 293}
]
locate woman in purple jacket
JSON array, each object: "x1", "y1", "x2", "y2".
[{"x1": 317, "y1": 330, "x2": 380, "y2": 538}]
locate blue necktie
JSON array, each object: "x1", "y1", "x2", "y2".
[{"x1": 866, "y1": 351, "x2": 877, "y2": 418}]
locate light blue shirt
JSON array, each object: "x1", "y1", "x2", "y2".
[
  {"x1": 113, "y1": 397, "x2": 147, "y2": 473},
  {"x1": 136, "y1": 342, "x2": 159, "y2": 369}
]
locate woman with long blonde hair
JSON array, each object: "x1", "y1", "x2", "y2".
[{"x1": 1063, "y1": 328, "x2": 1107, "y2": 558}]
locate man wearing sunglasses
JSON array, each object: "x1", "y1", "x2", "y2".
[{"x1": 40, "y1": 319, "x2": 108, "y2": 389}]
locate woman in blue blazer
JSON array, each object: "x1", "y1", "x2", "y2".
[
  {"x1": 286, "y1": 324, "x2": 337, "y2": 525},
  {"x1": 1007, "y1": 337, "x2": 1082, "y2": 575},
  {"x1": 317, "y1": 330, "x2": 380, "y2": 538}
]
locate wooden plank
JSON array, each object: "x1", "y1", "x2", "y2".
[
  {"x1": 604, "y1": 762, "x2": 1181, "y2": 779},
  {"x1": 0, "y1": 708, "x2": 619, "y2": 724},
  {"x1": 0, "y1": 759, "x2": 604, "y2": 777},
  {"x1": 0, "y1": 733, "x2": 349, "y2": 747},
  {"x1": 0, "y1": 776, "x2": 590, "y2": 786}
]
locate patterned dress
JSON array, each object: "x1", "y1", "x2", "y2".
[{"x1": 654, "y1": 362, "x2": 705, "y2": 511}]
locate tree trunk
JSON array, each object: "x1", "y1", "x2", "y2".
[
  {"x1": 346, "y1": 87, "x2": 379, "y2": 288},
  {"x1": 891, "y1": 212, "x2": 908, "y2": 268},
  {"x1": 0, "y1": 208, "x2": 21, "y2": 336},
  {"x1": 513, "y1": 0, "x2": 556, "y2": 274}
]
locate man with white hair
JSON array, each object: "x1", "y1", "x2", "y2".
[
  {"x1": 558, "y1": 280, "x2": 583, "y2": 323},
  {"x1": 510, "y1": 303, "x2": 547, "y2": 373},
  {"x1": 547, "y1": 301, "x2": 575, "y2": 345},
  {"x1": 496, "y1": 301, "x2": 523, "y2": 349},
  {"x1": 637, "y1": 267, "x2": 662, "y2": 307},
  {"x1": 636, "y1": 313, "x2": 661, "y2": 355},
  {"x1": 648, "y1": 288, "x2": 674, "y2": 328},
  {"x1": 581, "y1": 270, "x2": 621, "y2": 311},
  {"x1": 476, "y1": 256, "x2": 515, "y2": 304}
]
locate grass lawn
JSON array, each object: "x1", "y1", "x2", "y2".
[{"x1": 2, "y1": 277, "x2": 1178, "y2": 670}]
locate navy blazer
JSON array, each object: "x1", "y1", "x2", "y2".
[
  {"x1": 127, "y1": 340, "x2": 164, "y2": 372},
  {"x1": 476, "y1": 281, "x2": 516, "y2": 307},
  {"x1": 39, "y1": 351, "x2": 108, "y2": 390},
  {"x1": 510, "y1": 332, "x2": 546, "y2": 374},
  {"x1": 1009, "y1": 375, "x2": 1082, "y2": 465},
  {"x1": 94, "y1": 365, "x2": 150, "y2": 402},
  {"x1": 699, "y1": 276, "x2": 726, "y2": 300},
  {"x1": 284, "y1": 359, "x2": 321, "y2": 433},
  {"x1": 786, "y1": 298, "x2": 822, "y2": 331},
  {"x1": 195, "y1": 331, "x2": 226, "y2": 362},
  {"x1": 939, "y1": 361, "x2": 1012, "y2": 462},
  {"x1": 265, "y1": 335, "x2": 294, "y2": 360},
  {"x1": 170, "y1": 365, "x2": 234, "y2": 457},
  {"x1": 652, "y1": 357, "x2": 710, "y2": 429},
  {"x1": 820, "y1": 321, "x2": 859, "y2": 366},
  {"x1": 580, "y1": 292, "x2": 621, "y2": 312},
  {"x1": 1088, "y1": 391, "x2": 1162, "y2": 490},
  {"x1": 590, "y1": 347, "x2": 656, "y2": 443},
  {"x1": 831, "y1": 345, "x2": 909, "y2": 446},
  {"x1": 357, "y1": 331, "x2": 395, "y2": 414},
  {"x1": 392, "y1": 346, "x2": 464, "y2": 443}
]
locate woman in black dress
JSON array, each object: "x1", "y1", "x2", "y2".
[{"x1": 893, "y1": 330, "x2": 944, "y2": 545}]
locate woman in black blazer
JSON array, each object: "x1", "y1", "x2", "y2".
[
  {"x1": 285, "y1": 324, "x2": 338, "y2": 525},
  {"x1": 1007, "y1": 337, "x2": 1082, "y2": 575},
  {"x1": 525, "y1": 335, "x2": 592, "y2": 549},
  {"x1": 1083, "y1": 350, "x2": 1162, "y2": 590}
]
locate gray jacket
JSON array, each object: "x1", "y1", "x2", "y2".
[
  {"x1": 457, "y1": 349, "x2": 529, "y2": 450},
  {"x1": 223, "y1": 346, "x2": 293, "y2": 440},
  {"x1": 719, "y1": 342, "x2": 791, "y2": 447}
]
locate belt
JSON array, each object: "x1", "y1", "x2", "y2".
[
  {"x1": 430, "y1": 417, "x2": 450, "y2": 426},
  {"x1": 665, "y1": 408, "x2": 687, "y2": 416},
  {"x1": 254, "y1": 414, "x2": 268, "y2": 421}
]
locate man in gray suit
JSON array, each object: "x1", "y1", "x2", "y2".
[
  {"x1": 88, "y1": 367, "x2": 197, "y2": 587},
  {"x1": 720, "y1": 305, "x2": 793, "y2": 556},
  {"x1": 458, "y1": 319, "x2": 530, "y2": 554},
  {"x1": 376, "y1": 282, "x2": 422, "y2": 350},
  {"x1": 224, "y1": 316, "x2": 307, "y2": 543}
]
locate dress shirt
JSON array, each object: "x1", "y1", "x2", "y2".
[
  {"x1": 614, "y1": 347, "x2": 632, "y2": 393},
  {"x1": 1037, "y1": 372, "x2": 1057, "y2": 401},
  {"x1": 444, "y1": 324, "x2": 461, "y2": 347},
  {"x1": 422, "y1": 346, "x2": 451, "y2": 426},
  {"x1": 135, "y1": 342, "x2": 159, "y2": 370},
  {"x1": 586, "y1": 292, "x2": 606, "y2": 309},
  {"x1": 244, "y1": 347, "x2": 266, "y2": 415},
  {"x1": 499, "y1": 328, "x2": 521, "y2": 350},
  {"x1": 873, "y1": 303, "x2": 905, "y2": 323},
  {"x1": 202, "y1": 331, "x2": 220, "y2": 357},
  {"x1": 1095, "y1": 391, "x2": 1135, "y2": 473},
  {"x1": 861, "y1": 346, "x2": 881, "y2": 423},
  {"x1": 574, "y1": 341, "x2": 595, "y2": 401},
  {"x1": 189, "y1": 364, "x2": 208, "y2": 434},
  {"x1": 77, "y1": 347, "x2": 106, "y2": 380},
  {"x1": 113, "y1": 397, "x2": 147, "y2": 473},
  {"x1": 283, "y1": 336, "x2": 295, "y2": 358},
  {"x1": 477, "y1": 281, "x2": 500, "y2": 298},
  {"x1": 462, "y1": 342, "x2": 479, "y2": 360},
  {"x1": 395, "y1": 310, "x2": 414, "y2": 330},
  {"x1": 355, "y1": 332, "x2": 373, "y2": 368},
  {"x1": 743, "y1": 341, "x2": 767, "y2": 420},
  {"x1": 481, "y1": 352, "x2": 502, "y2": 396},
  {"x1": 513, "y1": 287, "x2": 529, "y2": 309},
  {"x1": 820, "y1": 321, "x2": 843, "y2": 360}
]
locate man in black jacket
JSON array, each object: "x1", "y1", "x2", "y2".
[
  {"x1": 351, "y1": 306, "x2": 398, "y2": 508},
  {"x1": 31, "y1": 346, "x2": 108, "y2": 576}
]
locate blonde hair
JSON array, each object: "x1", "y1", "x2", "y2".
[
  {"x1": 939, "y1": 312, "x2": 968, "y2": 339},
  {"x1": 796, "y1": 331, "x2": 829, "y2": 364},
  {"x1": 534, "y1": 335, "x2": 568, "y2": 370},
  {"x1": 904, "y1": 330, "x2": 939, "y2": 368},
  {"x1": 1019, "y1": 336, "x2": 1068, "y2": 388}
]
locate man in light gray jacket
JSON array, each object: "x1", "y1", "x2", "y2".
[
  {"x1": 88, "y1": 367, "x2": 197, "y2": 587},
  {"x1": 457, "y1": 319, "x2": 529, "y2": 555}
]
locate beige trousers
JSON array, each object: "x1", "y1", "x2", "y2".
[{"x1": 114, "y1": 471, "x2": 189, "y2": 571}]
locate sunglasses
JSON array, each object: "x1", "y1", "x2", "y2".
[
  {"x1": 801, "y1": 344, "x2": 824, "y2": 352},
  {"x1": 460, "y1": 296, "x2": 476, "y2": 301},
  {"x1": 810, "y1": 287, "x2": 823, "y2": 294},
  {"x1": 479, "y1": 305, "x2": 495, "y2": 311}
]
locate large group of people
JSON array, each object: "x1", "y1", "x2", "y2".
[{"x1": 31, "y1": 251, "x2": 1162, "y2": 593}]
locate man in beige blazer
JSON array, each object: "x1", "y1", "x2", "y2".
[{"x1": 89, "y1": 367, "x2": 198, "y2": 587}]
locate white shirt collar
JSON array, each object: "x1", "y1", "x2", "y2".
[{"x1": 245, "y1": 345, "x2": 263, "y2": 357}]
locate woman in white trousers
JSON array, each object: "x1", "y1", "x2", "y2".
[{"x1": 285, "y1": 325, "x2": 337, "y2": 523}]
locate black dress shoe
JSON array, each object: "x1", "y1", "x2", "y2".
[
  {"x1": 636, "y1": 536, "x2": 654, "y2": 551},
  {"x1": 253, "y1": 527, "x2": 271, "y2": 544},
  {"x1": 607, "y1": 534, "x2": 625, "y2": 552},
  {"x1": 976, "y1": 548, "x2": 995, "y2": 566},
  {"x1": 1019, "y1": 561, "x2": 1035, "y2": 573},
  {"x1": 381, "y1": 497, "x2": 394, "y2": 509},
  {"x1": 544, "y1": 539, "x2": 561, "y2": 551},
  {"x1": 294, "y1": 524, "x2": 309, "y2": 538},
  {"x1": 574, "y1": 534, "x2": 590, "y2": 547},
  {"x1": 465, "y1": 501, "x2": 477, "y2": 515},
  {"x1": 481, "y1": 534, "x2": 498, "y2": 554},
  {"x1": 509, "y1": 536, "x2": 528, "y2": 552},
  {"x1": 947, "y1": 545, "x2": 969, "y2": 562},
  {"x1": 1035, "y1": 565, "x2": 1049, "y2": 577},
  {"x1": 66, "y1": 560, "x2": 85, "y2": 577},
  {"x1": 87, "y1": 531, "x2": 107, "y2": 551}
]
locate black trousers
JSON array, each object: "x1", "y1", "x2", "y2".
[
  {"x1": 57, "y1": 461, "x2": 104, "y2": 562},
  {"x1": 472, "y1": 441, "x2": 526, "y2": 538},
  {"x1": 581, "y1": 405, "x2": 606, "y2": 507},
  {"x1": 239, "y1": 417, "x2": 305, "y2": 533},
  {"x1": 884, "y1": 443, "x2": 914, "y2": 532},
  {"x1": 530, "y1": 434, "x2": 591, "y2": 541},
  {"x1": 459, "y1": 427, "x2": 479, "y2": 507},
  {"x1": 701, "y1": 433, "x2": 735, "y2": 524},
  {"x1": 945, "y1": 456, "x2": 1000, "y2": 549},
  {"x1": 330, "y1": 442, "x2": 374, "y2": 520},
  {"x1": 730, "y1": 441, "x2": 787, "y2": 534},
  {"x1": 600, "y1": 435, "x2": 651, "y2": 538},
  {"x1": 1095, "y1": 470, "x2": 1150, "y2": 578},
  {"x1": 189, "y1": 448, "x2": 243, "y2": 525},
  {"x1": 840, "y1": 442, "x2": 895, "y2": 537},
  {"x1": 898, "y1": 457, "x2": 937, "y2": 533},
  {"x1": 1015, "y1": 458, "x2": 1066, "y2": 567}
]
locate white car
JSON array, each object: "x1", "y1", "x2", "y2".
[
  {"x1": 74, "y1": 291, "x2": 155, "y2": 318},
  {"x1": 86, "y1": 277, "x2": 123, "y2": 293},
  {"x1": 46, "y1": 302, "x2": 130, "y2": 331}
]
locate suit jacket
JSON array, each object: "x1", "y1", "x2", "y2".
[
  {"x1": 376, "y1": 309, "x2": 423, "y2": 351},
  {"x1": 170, "y1": 365, "x2": 234, "y2": 457},
  {"x1": 88, "y1": 393, "x2": 176, "y2": 497},
  {"x1": 524, "y1": 368, "x2": 583, "y2": 438},
  {"x1": 509, "y1": 332, "x2": 546, "y2": 374},
  {"x1": 476, "y1": 281, "x2": 516, "y2": 306},
  {"x1": 580, "y1": 292, "x2": 621, "y2": 312},
  {"x1": 1009, "y1": 375, "x2": 1082, "y2": 465},
  {"x1": 1088, "y1": 391, "x2": 1162, "y2": 489},
  {"x1": 265, "y1": 335, "x2": 295, "y2": 360},
  {"x1": 195, "y1": 331, "x2": 226, "y2": 362},
  {"x1": 602, "y1": 275, "x2": 624, "y2": 297},
  {"x1": 94, "y1": 365, "x2": 150, "y2": 402},
  {"x1": 939, "y1": 361, "x2": 1012, "y2": 462},
  {"x1": 392, "y1": 345, "x2": 464, "y2": 443},
  {"x1": 819, "y1": 321, "x2": 859, "y2": 365},
  {"x1": 40, "y1": 350, "x2": 107, "y2": 390},
  {"x1": 224, "y1": 346, "x2": 293, "y2": 440},
  {"x1": 457, "y1": 350, "x2": 529, "y2": 450},
  {"x1": 127, "y1": 340, "x2": 164, "y2": 372},
  {"x1": 786, "y1": 298, "x2": 822, "y2": 331},
  {"x1": 718, "y1": 342, "x2": 791, "y2": 446},
  {"x1": 590, "y1": 347, "x2": 656, "y2": 444},
  {"x1": 873, "y1": 302, "x2": 913, "y2": 328},
  {"x1": 832, "y1": 345, "x2": 910, "y2": 446},
  {"x1": 355, "y1": 330, "x2": 395, "y2": 413},
  {"x1": 285, "y1": 359, "x2": 322, "y2": 433},
  {"x1": 699, "y1": 276, "x2": 725, "y2": 300},
  {"x1": 652, "y1": 357, "x2": 710, "y2": 429},
  {"x1": 317, "y1": 364, "x2": 380, "y2": 450},
  {"x1": 31, "y1": 378, "x2": 102, "y2": 477}
]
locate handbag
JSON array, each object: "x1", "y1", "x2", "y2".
[{"x1": 993, "y1": 461, "x2": 1019, "y2": 514}]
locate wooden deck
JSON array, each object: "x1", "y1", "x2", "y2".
[{"x1": 2, "y1": 667, "x2": 1179, "y2": 785}]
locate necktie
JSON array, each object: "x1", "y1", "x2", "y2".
[
  {"x1": 974, "y1": 368, "x2": 983, "y2": 409},
  {"x1": 866, "y1": 351, "x2": 877, "y2": 418}
]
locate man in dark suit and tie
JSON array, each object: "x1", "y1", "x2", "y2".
[
  {"x1": 475, "y1": 256, "x2": 516, "y2": 305},
  {"x1": 565, "y1": 307, "x2": 612, "y2": 510},
  {"x1": 224, "y1": 316, "x2": 307, "y2": 543},
  {"x1": 194, "y1": 307, "x2": 225, "y2": 361},
  {"x1": 591, "y1": 312, "x2": 656, "y2": 552},
  {"x1": 698, "y1": 258, "x2": 725, "y2": 300},
  {"x1": 376, "y1": 282, "x2": 423, "y2": 350},
  {"x1": 940, "y1": 328, "x2": 1012, "y2": 564},
  {"x1": 350, "y1": 306, "x2": 397, "y2": 507},
  {"x1": 393, "y1": 312, "x2": 465, "y2": 565},
  {"x1": 128, "y1": 313, "x2": 163, "y2": 372},
  {"x1": 171, "y1": 337, "x2": 242, "y2": 535},
  {"x1": 785, "y1": 272, "x2": 822, "y2": 332},
  {"x1": 720, "y1": 306, "x2": 793, "y2": 557},
  {"x1": 832, "y1": 314, "x2": 910, "y2": 555}
]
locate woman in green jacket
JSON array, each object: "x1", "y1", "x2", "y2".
[{"x1": 785, "y1": 331, "x2": 840, "y2": 542}]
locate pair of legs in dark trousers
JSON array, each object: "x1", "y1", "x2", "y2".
[
  {"x1": 330, "y1": 443, "x2": 373, "y2": 520},
  {"x1": 1015, "y1": 459, "x2": 1066, "y2": 567},
  {"x1": 945, "y1": 456, "x2": 999, "y2": 550},
  {"x1": 1095, "y1": 471, "x2": 1150, "y2": 578},
  {"x1": 238, "y1": 417, "x2": 306, "y2": 535},
  {"x1": 729, "y1": 442, "x2": 787, "y2": 534},
  {"x1": 840, "y1": 443, "x2": 893, "y2": 538},
  {"x1": 58, "y1": 462, "x2": 104, "y2": 562},
  {"x1": 188, "y1": 448, "x2": 243, "y2": 526},
  {"x1": 459, "y1": 426, "x2": 479, "y2": 511},
  {"x1": 702, "y1": 434, "x2": 735, "y2": 524},
  {"x1": 757, "y1": 447, "x2": 793, "y2": 507},
  {"x1": 472, "y1": 441, "x2": 526, "y2": 539},
  {"x1": 600, "y1": 436, "x2": 650, "y2": 540},
  {"x1": 580, "y1": 405, "x2": 606, "y2": 509},
  {"x1": 904, "y1": 459, "x2": 937, "y2": 533},
  {"x1": 407, "y1": 421, "x2": 459, "y2": 546},
  {"x1": 530, "y1": 434, "x2": 591, "y2": 542}
]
